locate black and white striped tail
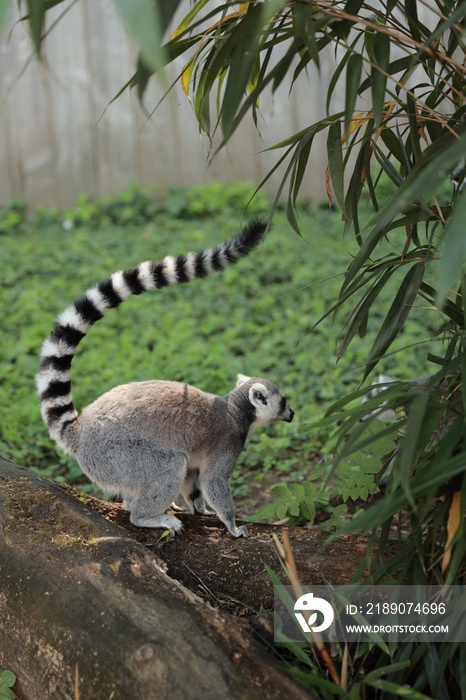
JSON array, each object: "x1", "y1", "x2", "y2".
[{"x1": 37, "y1": 219, "x2": 267, "y2": 454}]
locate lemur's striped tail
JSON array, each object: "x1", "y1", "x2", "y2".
[{"x1": 37, "y1": 219, "x2": 266, "y2": 455}]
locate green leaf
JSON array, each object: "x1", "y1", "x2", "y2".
[
  {"x1": 338, "y1": 265, "x2": 396, "y2": 358},
  {"x1": 171, "y1": 0, "x2": 209, "y2": 39},
  {"x1": 110, "y1": 0, "x2": 165, "y2": 74},
  {"x1": 345, "y1": 53, "x2": 363, "y2": 137},
  {"x1": 406, "y1": 93, "x2": 421, "y2": 161},
  {"x1": 293, "y1": 4, "x2": 320, "y2": 68},
  {"x1": 364, "y1": 677, "x2": 436, "y2": 699},
  {"x1": 221, "y1": 5, "x2": 264, "y2": 137},
  {"x1": 0, "y1": 1, "x2": 12, "y2": 35},
  {"x1": 276, "y1": 502, "x2": 288, "y2": 520},
  {"x1": 327, "y1": 120, "x2": 347, "y2": 218},
  {"x1": 437, "y1": 191, "x2": 466, "y2": 309},
  {"x1": 288, "y1": 483, "x2": 305, "y2": 499},
  {"x1": 364, "y1": 262, "x2": 425, "y2": 379},
  {"x1": 287, "y1": 498, "x2": 300, "y2": 517},
  {"x1": 0, "y1": 670, "x2": 16, "y2": 688},
  {"x1": 26, "y1": 0, "x2": 46, "y2": 54},
  {"x1": 255, "y1": 502, "x2": 279, "y2": 520},
  {"x1": 270, "y1": 483, "x2": 290, "y2": 498},
  {"x1": 320, "y1": 503, "x2": 347, "y2": 531},
  {"x1": 398, "y1": 390, "x2": 430, "y2": 509},
  {"x1": 300, "y1": 499, "x2": 316, "y2": 523},
  {"x1": 326, "y1": 36, "x2": 360, "y2": 115},
  {"x1": 304, "y1": 480, "x2": 318, "y2": 496},
  {"x1": 0, "y1": 689, "x2": 16, "y2": 700}
]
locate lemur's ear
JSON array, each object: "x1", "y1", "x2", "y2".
[
  {"x1": 249, "y1": 382, "x2": 268, "y2": 408},
  {"x1": 236, "y1": 373, "x2": 251, "y2": 387}
]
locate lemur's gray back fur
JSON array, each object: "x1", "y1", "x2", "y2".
[{"x1": 36, "y1": 220, "x2": 266, "y2": 456}]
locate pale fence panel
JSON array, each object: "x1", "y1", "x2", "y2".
[{"x1": 0, "y1": 1, "x2": 339, "y2": 209}]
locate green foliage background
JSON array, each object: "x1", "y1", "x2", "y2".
[{"x1": 1, "y1": 183, "x2": 434, "y2": 485}]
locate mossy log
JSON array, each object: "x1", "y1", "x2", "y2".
[{"x1": 0, "y1": 457, "x2": 315, "y2": 700}]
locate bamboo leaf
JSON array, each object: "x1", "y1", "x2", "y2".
[
  {"x1": 293, "y1": 4, "x2": 320, "y2": 68},
  {"x1": 419, "y1": 281, "x2": 464, "y2": 328},
  {"x1": 338, "y1": 266, "x2": 396, "y2": 358},
  {"x1": 441, "y1": 491, "x2": 462, "y2": 574},
  {"x1": 371, "y1": 30, "x2": 390, "y2": 127},
  {"x1": 221, "y1": 6, "x2": 263, "y2": 137},
  {"x1": 111, "y1": 0, "x2": 165, "y2": 74},
  {"x1": 326, "y1": 35, "x2": 360, "y2": 115},
  {"x1": 364, "y1": 262, "x2": 425, "y2": 379},
  {"x1": 437, "y1": 191, "x2": 466, "y2": 310},
  {"x1": 327, "y1": 120, "x2": 347, "y2": 218},
  {"x1": 157, "y1": 0, "x2": 184, "y2": 34},
  {"x1": 406, "y1": 93, "x2": 421, "y2": 162},
  {"x1": 344, "y1": 54, "x2": 363, "y2": 138},
  {"x1": 171, "y1": 0, "x2": 209, "y2": 40},
  {"x1": 405, "y1": 0, "x2": 422, "y2": 43},
  {"x1": 379, "y1": 127, "x2": 408, "y2": 167},
  {"x1": 342, "y1": 127, "x2": 466, "y2": 294},
  {"x1": 0, "y1": 0, "x2": 12, "y2": 35},
  {"x1": 365, "y1": 677, "x2": 437, "y2": 699},
  {"x1": 365, "y1": 661, "x2": 412, "y2": 681},
  {"x1": 26, "y1": 0, "x2": 46, "y2": 55},
  {"x1": 181, "y1": 58, "x2": 195, "y2": 96},
  {"x1": 344, "y1": 0, "x2": 365, "y2": 14},
  {"x1": 397, "y1": 390, "x2": 430, "y2": 509},
  {"x1": 291, "y1": 133, "x2": 314, "y2": 208}
]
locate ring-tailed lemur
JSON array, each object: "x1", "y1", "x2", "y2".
[{"x1": 36, "y1": 220, "x2": 294, "y2": 538}]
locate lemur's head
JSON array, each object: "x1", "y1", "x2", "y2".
[{"x1": 236, "y1": 373, "x2": 294, "y2": 429}]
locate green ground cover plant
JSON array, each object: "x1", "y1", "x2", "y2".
[
  {"x1": 0, "y1": 664, "x2": 17, "y2": 700},
  {"x1": 1, "y1": 183, "x2": 436, "y2": 499}
]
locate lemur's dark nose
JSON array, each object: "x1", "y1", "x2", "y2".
[{"x1": 285, "y1": 409, "x2": 294, "y2": 423}]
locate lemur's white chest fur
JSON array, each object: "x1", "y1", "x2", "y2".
[{"x1": 37, "y1": 222, "x2": 294, "y2": 537}]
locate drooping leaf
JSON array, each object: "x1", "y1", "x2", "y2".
[
  {"x1": 111, "y1": 0, "x2": 165, "y2": 74},
  {"x1": 364, "y1": 261, "x2": 425, "y2": 379},
  {"x1": 25, "y1": 0, "x2": 46, "y2": 54},
  {"x1": 171, "y1": 0, "x2": 209, "y2": 40},
  {"x1": 221, "y1": 5, "x2": 264, "y2": 137},
  {"x1": 326, "y1": 34, "x2": 360, "y2": 116},
  {"x1": 371, "y1": 30, "x2": 390, "y2": 127},
  {"x1": 441, "y1": 491, "x2": 462, "y2": 574},
  {"x1": 344, "y1": 53, "x2": 363, "y2": 138},
  {"x1": 397, "y1": 390, "x2": 430, "y2": 509},
  {"x1": 338, "y1": 265, "x2": 397, "y2": 358},
  {"x1": 437, "y1": 190, "x2": 466, "y2": 310},
  {"x1": 327, "y1": 120, "x2": 348, "y2": 218},
  {"x1": 0, "y1": 0, "x2": 12, "y2": 35},
  {"x1": 292, "y1": 4, "x2": 320, "y2": 69}
]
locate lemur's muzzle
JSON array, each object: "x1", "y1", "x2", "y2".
[{"x1": 285, "y1": 409, "x2": 294, "y2": 423}]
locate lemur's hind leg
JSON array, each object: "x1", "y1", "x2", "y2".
[
  {"x1": 201, "y1": 472, "x2": 248, "y2": 538},
  {"x1": 181, "y1": 469, "x2": 214, "y2": 515},
  {"x1": 127, "y1": 448, "x2": 188, "y2": 535}
]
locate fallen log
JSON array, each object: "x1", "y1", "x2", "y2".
[{"x1": 0, "y1": 457, "x2": 314, "y2": 700}]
